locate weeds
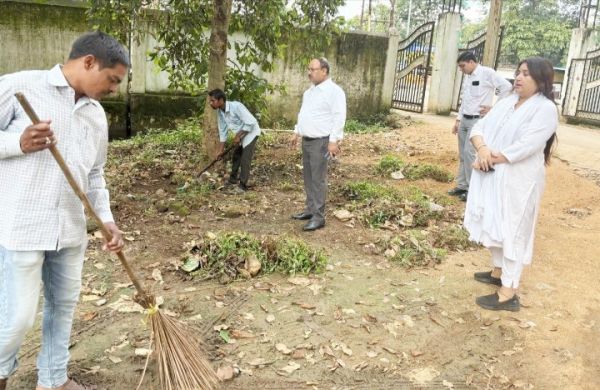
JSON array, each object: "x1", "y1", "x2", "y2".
[
  {"x1": 344, "y1": 119, "x2": 390, "y2": 135},
  {"x1": 378, "y1": 230, "x2": 446, "y2": 268},
  {"x1": 376, "y1": 155, "x2": 405, "y2": 176},
  {"x1": 182, "y1": 232, "x2": 328, "y2": 283},
  {"x1": 403, "y1": 164, "x2": 453, "y2": 182},
  {"x1": 374, "y1": 155, "x2": 452, "y2": 183},
  {"x1": 342, "y1": 181, "x2": 445, "y2": 228}
]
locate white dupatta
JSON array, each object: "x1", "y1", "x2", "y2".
[{"x1": 464, "y1": 93, "x2": 551, "y2": 253}]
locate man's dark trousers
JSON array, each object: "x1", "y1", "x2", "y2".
[
  {"x1": 302, "y1": 136, "x2": 328, "y2": 223},
  {"x1": 230, "y1": 136, "x2": 258, "y2": 187}
]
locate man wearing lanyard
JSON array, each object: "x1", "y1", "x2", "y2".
[
  {"x1": 0, "y1": 32, "x2": 126, "y2": 390},
  {"x1": 208, "y1": 88, "x2": 261, "y2": 194},
  {"x1": 449, "y1": 51, "x2": 512, "y2": 201},
  {"x1": 290, "y1": 58, "x2": 346, "y2": 231}
]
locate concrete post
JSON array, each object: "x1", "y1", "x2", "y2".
[
  {"x1": 428, "y1": 12, "x2": 461, "y2": 115},
  {"x1": 382, "y1": 29, "x2": 400, "y2": 110}
]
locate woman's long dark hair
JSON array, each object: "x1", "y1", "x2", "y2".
[{"x1": 517, "y1": 57, "x2": 557, "y2": 165}]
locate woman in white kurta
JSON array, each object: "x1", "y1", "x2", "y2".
[{"x1": 464, "y1": 57, "x2": 558, "y2": 312}]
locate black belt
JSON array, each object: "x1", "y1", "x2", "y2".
[
  {"x1": 302, "y1": 135, "x2": 329, "y2": 141},
  {"x1": 463, "y1": 114, "x2": 480, "y2": 120}
]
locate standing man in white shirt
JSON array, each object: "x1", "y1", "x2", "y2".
[
  {"x1": 290, "y1": 58, "x2": 346, "y2": 231},
  {"x1": 208, "y1": 88, "x2": 261, "y2": 194},
  {"x1": 449, "y1": 51, "x2": 512, "y2": 201},
  {"x1": 0, "y1": 31, "x2": 126, "y2": 390}
]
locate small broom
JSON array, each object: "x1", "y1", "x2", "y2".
[{"x1": 15, "y1": 93, "x2": 219, "y2": 390}]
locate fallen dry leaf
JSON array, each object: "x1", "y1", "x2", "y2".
[
  {"x1": 82, "y1": 311, "x2": 98, "y2": 321},
  {"x1": 293, "y1": 302, "x2": 316, "y2": 310},
  {"x1": 277, "y1": 361, "x2": 301, "y2": 376},
  {"x1": 407, "y1": 367, "x2": 440, "y2": 385},
  {"x1": 217, "y1": 365, "x2": 235, "y2": 381},
  {"x1": 231, "y1": 329, "x2": 256, "y2": 339},
  {"x1": 152, "y1": 268, "x2": 163, "y2": 283},
  {"x1": 333, "y1": 209, "x2": 354, "y2": 222},
  {"x1": 287, "y1": 277, "x2": 311, "y2": 287},
  {"x1": 134, "y1": 348, "x2": 152, "y2": 357},
  {"x1": 276, "y1": 343, "x2": 293, "y2": 355},
  {"x1": 245, "y1": 254, "x2": 261, "y2": 276},
  {"x1": 108, "y1": 355, "x2": 122, "y2": 364},
  {"x1": 248, "y1": 358, "x2": 273, "y2": 367}
]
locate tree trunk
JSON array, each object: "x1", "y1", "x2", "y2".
[
  {"x1": 202, "y1": 0, "x2": 233, "y2": 161},
  {"x1": 360, "y1": 0, "x2": 366, "y2": 29},
  {"x1": 483, "y1": 0, "x2": 502, "y2": 68},
  {"x1": 367, "y1": 0, "x2": 372, "y2": 32},
  {"x1": 389, "y1": 0, "x2": 396, "y2": 30}
]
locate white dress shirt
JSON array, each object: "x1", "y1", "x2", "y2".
[
  {"x1": 217, "y1": 101, "x2": 261, "y2": 148},
  {"x1": 0, "y1": 65, "x2": 113, "y2": 251},
  {"x1": 458, "y1": 64, "x2": 512, "y2": 120},
  {"x1": 294, "y1": 78, "x2": 346, "y2": 142}
]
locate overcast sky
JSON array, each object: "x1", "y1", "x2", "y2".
[{"x1": 337, "y1": 0, "x2": 486, "y2": 22}]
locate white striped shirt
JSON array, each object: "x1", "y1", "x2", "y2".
[{"x1": 0, "y1": 65, "x2": 114, "y2": 251}]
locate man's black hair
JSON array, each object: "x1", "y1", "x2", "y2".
[
  {"x1": 68, "y1": 31, "x2": 130, "y2": 69},
  {"x1": 208, "y1": 88, "x2": 227, "y2": 102},
  {"x1": 457, "y1": 51, "x2": 478, "y2": 63}
]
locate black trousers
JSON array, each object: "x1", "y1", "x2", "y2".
[{"x1": 230, "y1": 136, "x2": 258, "y2": 186}]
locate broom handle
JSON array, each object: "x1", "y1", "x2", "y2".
[{"x1": 14, "y1": 93, "x2": 149, "y2": 299}]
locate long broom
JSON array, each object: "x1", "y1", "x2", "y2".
[{"x1": 15, "y1": 93, "x2": 219, "y2": 390}]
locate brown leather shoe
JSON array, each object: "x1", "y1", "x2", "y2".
[{"x1": 0, "y1": 377, "x2": 7, "y2": 390}]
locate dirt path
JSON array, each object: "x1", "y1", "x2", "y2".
[{"x1": 11, "y1": 114, "x2": 600, "y2": 390}]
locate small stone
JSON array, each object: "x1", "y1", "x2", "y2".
[{"x1": 391, "y1": 171, "x2": 405, "y2": 180}]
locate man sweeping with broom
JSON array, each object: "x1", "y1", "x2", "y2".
[{"x1": 0, "y1": 31, "x2": 127, "y2": 390}]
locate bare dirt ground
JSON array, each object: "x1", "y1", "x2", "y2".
[{"x1": 10, "y1": 113, "x2": 600, "y2": 390}]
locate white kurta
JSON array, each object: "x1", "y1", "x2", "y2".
[{"x1": 464, "y1": 93, "x2": 558, "y2": 265}]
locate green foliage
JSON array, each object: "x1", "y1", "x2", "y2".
[
  {"x1": 403, "y1": 163, "x2": 453, "y2": 182},
  {"x1": 373, "y1": 155, "x2": 452, "y2": 182},
  {"x1": 341, "y1": 0, "x2": 449, "y2": 39},
  {"x1": 376, "y1": 155, "x2": 405, "y2": 175},
  {"x1": 499, "y1": 0, "x2": 579, "y2": 66},
  {"x1": 263, "y1": 237, "x2": 328, "y2": 275},
  {"x1": 344, "y1": 112, "x2": 391, "y2": 134},
  {"x1": 87, "y1": 0, "x2": 345, "y2": 118},
  {"x1": 343, "y1": 181, "x2": 397, "y2": 201},
  {"x1": 183, "y1": 232, "x2": 328, "y2": 283}
]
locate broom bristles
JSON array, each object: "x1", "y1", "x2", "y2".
[{"x1": 150, "y1": 310, "x2": 219, "y2": 390}]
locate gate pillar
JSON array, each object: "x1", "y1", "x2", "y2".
[
  {"x1": 382, "y1": 29, "x2": 401, "y2": 111},
  {"x1": 427, "y1": 12, "x2": 461, "y2": 115}
]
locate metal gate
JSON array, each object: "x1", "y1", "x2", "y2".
[
  {"x1": 563, "y1": 47, "x2": 600, "y2": 122},
  {"x1": 451, "y1": 27, "x2": 504, "y2": 112},
  {"x1": 392, "y1": 22, "x2": 435, "y2": 113}
]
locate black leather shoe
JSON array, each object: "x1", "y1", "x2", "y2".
[
  {"x1": 292, "y1": 212, "x2": 313, "y2": 220},
  {"x1": 458, "y1": 192, "x2": 468, "y2": 202},
  {"x1": 476, "y1": 293, "x2": 520, "y2": 312},
  {"x1": 474, "y1": 271, "x2": 502, "y2": 286},
  {"x1": 303, "y1": 220, "x2": 325, "y2": 231},
  {"x1": 448, "y1": 187, "x2": 467, "y2": 196}
]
